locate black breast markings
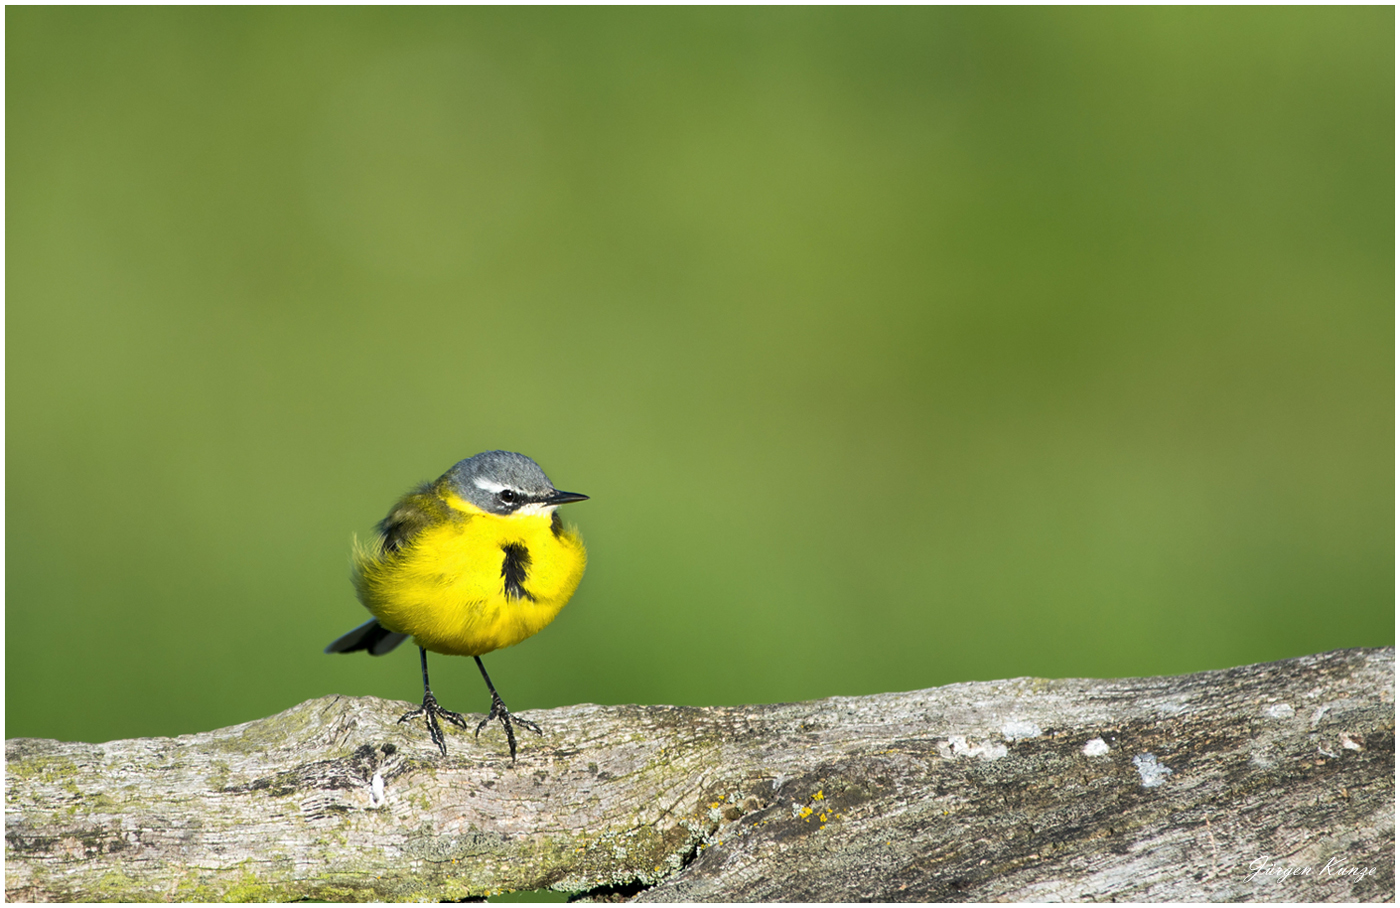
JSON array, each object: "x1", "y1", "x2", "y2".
[{"x1": 500, "y1": 542, "x2": 536, "y2": 602}]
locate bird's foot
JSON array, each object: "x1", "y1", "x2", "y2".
[
  {"x1": 398, "y1": 690, "x2": 468, "y2": 756},
  {"x1": 474, "y1": 690, "x2": 542, "y2": 762}
]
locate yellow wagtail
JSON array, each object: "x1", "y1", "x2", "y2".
[{"x1": 326, "y1": 451, "x2": 587, "y2": 760}]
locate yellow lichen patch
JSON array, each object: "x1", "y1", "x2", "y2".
[{"x1": 792, "y1": 788, "x2": 839, "y2": 826}]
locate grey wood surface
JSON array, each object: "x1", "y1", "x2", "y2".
[{"x1": 5, "y1": 647, "x2": 1393, "y2": 902}]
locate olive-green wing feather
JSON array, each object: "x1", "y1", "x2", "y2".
[
  {"x1": 326, "y1": 482, "x2": 454, "y2": 657},
  {"x1": 375, "y1": 482, "x2": 453, "y2": 554}
]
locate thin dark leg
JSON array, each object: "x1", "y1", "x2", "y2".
[
  {"x1": 473, "y1": 656, "x2": 542, "y2": 762},
  {"x1": 396, "y1": 647, "x2": 468, "y2": 756}
]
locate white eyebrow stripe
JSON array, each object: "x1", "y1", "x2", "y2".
[{"x1": 473, "y1": 477, "x2": 508, "y2": 494}]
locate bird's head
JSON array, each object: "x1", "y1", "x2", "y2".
[{"x1": 442, "y1": 450, "x2": 588, "y2": 516}]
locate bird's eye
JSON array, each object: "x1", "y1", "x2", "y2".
[{"x1": 499, "y1": 489, "x2": 517, "y2": 504}]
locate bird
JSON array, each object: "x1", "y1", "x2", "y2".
[{"x1": 325, "y1": 451, "x2": 588, "y2": 761}]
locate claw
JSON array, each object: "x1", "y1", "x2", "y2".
[
  {"x1": 473, "y1": 688, "x2": 542, "y2": 762},
  {"x1": 399, "y1": 690, "x2": 468, "y2": 756}
]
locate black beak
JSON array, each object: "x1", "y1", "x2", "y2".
[{"x1": 546, "y1": 490, "x2": 589, "y2": 506}]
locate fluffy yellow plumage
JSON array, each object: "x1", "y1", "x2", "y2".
[
  {"x1": 326, "y1": 451, "x2": 588, "y2": 761},
  {"x1": 352, "y1": 495, "x2": 586, "y2": 657}
]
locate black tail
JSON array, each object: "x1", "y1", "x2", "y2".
[{"x1": 324, "y1": 618, "x2": 409, "y2": 656}]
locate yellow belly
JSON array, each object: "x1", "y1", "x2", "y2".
[{"x1": 353, "y1": 507, "x2": 586, "y2": 657}]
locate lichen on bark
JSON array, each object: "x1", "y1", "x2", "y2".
[{"x1": 5, "y1": 647, "x2": 1394, "y2": 902}]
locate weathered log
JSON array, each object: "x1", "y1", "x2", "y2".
[{"x1": 5, "y1": 647, "x2": 1393, "y2": 902}]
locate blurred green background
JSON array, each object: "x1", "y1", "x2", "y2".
[{"x1": 7, "y1": 8, "x2": 1393, "y2": 746}]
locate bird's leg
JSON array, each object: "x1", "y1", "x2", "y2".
[
  {"x1": 473, "y1": 656, "x2": 542, "y2": 762},
  {"x1": 397, "y1": 647, "x2": 468, "y2": 756}
]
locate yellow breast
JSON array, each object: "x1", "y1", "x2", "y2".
[{"x1": 353, "y1": 497, "x2": 586, "y2": 657}]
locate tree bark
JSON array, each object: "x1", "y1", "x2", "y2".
[{"x1": 5, "y1": 647, "x2": 1393, "y2": 902}]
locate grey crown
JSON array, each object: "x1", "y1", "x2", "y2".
[{"x1": 443, "y1": 450, "x2": 562, "y2": 515}]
